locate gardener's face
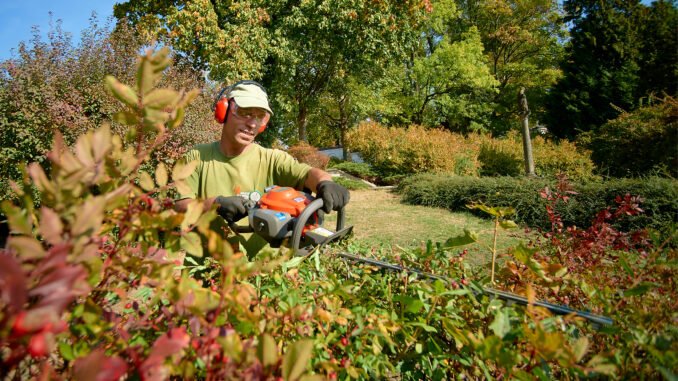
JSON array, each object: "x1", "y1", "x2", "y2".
[{"x1": 223, "y1": 101, "x2": 267, "y2": 149}]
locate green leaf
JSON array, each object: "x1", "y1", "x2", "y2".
[
  {"x1": 624, "y1": 282, "x2": 656, "y2": 297},
  {"x1": 59, "y1": 341, "x2": 75, "y2": 361},
  {"x1": 1, "y1": 201, "x2": 32, "y2": 235},
  {"x1": 257, "y1": 334, "x2": 278, "y2": 368},
  {"x1": 113, "y1": 111, "x2": 139, "y2": 126},
  {"x1": 489, "y1": 308, "x2": 511, "y2": 338},
  {"x1": 656, "y1": 366, "x2": 678, "y2": 381},
  {"x1": 511, "y1": 242, "x2": 538, "y2": 264},
  {"x1": 410, "y1": 322, "x2": 437, "y2": 333},
  {"x1": 443, "y1": 229, "x2": 478, "y2": 247},
  {"x1": 137, "y1": 58, "x2": 154, "y2": 95},
  {"x1": 282, "y1": 339, "x2": 313, "y2": 381},
  {"x1": 499, "y1": 220, "x2": 518, "y2": 230}
]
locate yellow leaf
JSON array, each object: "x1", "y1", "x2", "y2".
[
  {"x1": 172, "y1": 159, "x2": 198, "y2": 181},
  {"x1": 138, "y1": 171, "x2": 155, "y2": 192},
  {"x1": 8, "y1": 236, "x2": 46, "y2": 260},
  {"x1": 39, "y1": 207, "x2": 63, "y2": 245},
  {"x1": 181, "y1": 200, "x2": 203, "y2": 231},
  {"x1": 72, "y1": 199, "x2": 104, "y2": 236},
  {"x1": 27, "y1": 163, "x2": 55, "y2": 195},
  {"x1": 155, "y1": 162, "x2": 168, "y2": 187},
  {"x1": 175, "y1": 180, "x2": 193, "y2": 197},
  {"x1": 182, "y1": 231, "x2": 202, "y2": 256},
  {"x1": 105, "y1": 76, "x2": 138, "y2": 107},
  {"x1": 144, "y1": 89, "x2": 179, "y2": 109}
]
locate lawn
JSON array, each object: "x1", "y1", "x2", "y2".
[{"x1": 323, "y1": 187, "x2": 526, "y2": 269}]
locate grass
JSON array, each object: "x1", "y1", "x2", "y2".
[{"x1": 323, "y1": 188, "x2": 527, "y2": 269}]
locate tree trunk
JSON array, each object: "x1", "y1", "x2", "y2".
[
  {"x1": 297, "y1": 105, "x2": 308, "y2": 142},
  {"x1": 518, "y1": 87, "x2": 535, "y2": 177}
]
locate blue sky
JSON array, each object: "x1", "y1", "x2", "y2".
[{"x1": 0, "y1": 1, "x2": 119, "y2": 61}]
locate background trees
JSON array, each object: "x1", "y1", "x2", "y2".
[{"x1": 545, "y1": 0, "x2": 677, "y2": 139}]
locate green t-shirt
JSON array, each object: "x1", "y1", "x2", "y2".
[
  {"x1": 179, "y1": 142, "x2": 311, "y2": 257},
  {"x1": 180, "y1": 142, "x2": 311, "y2": 199}
]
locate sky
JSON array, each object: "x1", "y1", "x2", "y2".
[{"x1": 0, "y1": 0, "x2": 119, "y2": 61}]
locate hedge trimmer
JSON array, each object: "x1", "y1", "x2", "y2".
[{"x1": 230, "y1": 186, "x2": 613, "y2": 328}]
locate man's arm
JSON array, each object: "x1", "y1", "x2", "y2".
[{"x1": 304, "y1": 167, "x2": 333, "y2": 193}]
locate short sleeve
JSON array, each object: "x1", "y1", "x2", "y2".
[
  {"x1": 176, "y1": 148, "x2": 201, "y2": 200},
  {"x1": 271, "y1": 150, "x2": 312, "y2": 190}
]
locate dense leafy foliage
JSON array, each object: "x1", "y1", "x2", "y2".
[
  {"x1": 578, "y1": 95, "x2": 678, "y2": 178},
  {"x1": 397, "y1": 173, "x2": 678, "y2": 236},
  {"x1": 545, "y1": 0, "x2": 677, "y2": 138},
  {"x1": 285, "y1": 141, "x2": 330, "y2": 170},
  {"x1": 0, "y1": 17, "x2": 219, "y2": 205},
  {"x1": 347, "y1": 121, "x2": 595, "y2": 180},
  {"x1": 1, "y1": 50, "x2": 677, "y2": 379}
]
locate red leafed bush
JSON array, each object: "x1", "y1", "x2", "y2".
[{"x1": 286, "y1": 141, "x2": 330, "y2": 169}]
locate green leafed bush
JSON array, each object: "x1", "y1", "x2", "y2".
[
  {"x1": 397, "y1": 173, "x2": 678, "y2": 234},
  {"x1": 579, "y1": 95, "x2": 678, "y2": 178}
]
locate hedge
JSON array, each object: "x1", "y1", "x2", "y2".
[{"x1": 397, "y1": 174, "x2": 678, "y2": 234}]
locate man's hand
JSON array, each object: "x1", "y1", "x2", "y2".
[
  {"x1": 315, "y1": 180, "x2": 350, "y2": 213},
  {"x1": 214, "y1": 196, "x2": 248, "y2": 222}
]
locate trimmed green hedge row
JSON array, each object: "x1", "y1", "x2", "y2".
[{"x1": 397, "y1": 174, "x2": 678, "y2": 233}]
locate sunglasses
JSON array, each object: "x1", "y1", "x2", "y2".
[{"x1": 231, "y1": 102, "x2": 270, "y2": 124}]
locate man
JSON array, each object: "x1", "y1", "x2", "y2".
[{"x1": 175, "y1": 81, "x2": 349, "y2": 256}]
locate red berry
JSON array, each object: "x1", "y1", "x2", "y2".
[
  {"x1": 341, "y1": 337, "x2": 348, "y2": 346},
  {"x1": 12, "y1": 312, "x2": 33, "y2": 336},
  {"x1": 461, "y1": 279, "x2": 469, "y2": 286},
  {"x1": 125, "y1": 303, "x2": 132, "y2": 309},
  {"x1": 28, "y1": 333, "x2": 48, "y2": 358},
  {"x1": 329, "y1": 373, "x2": 337, "y2": 380},
  {"x1": 340, "y1": 357, "x2": 347, "y2": 367},
  {"x1": 211, "y1": 285, "x2": 218, "y2": 292}
]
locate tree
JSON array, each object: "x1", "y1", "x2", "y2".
[
  {"x1": 544, "y1": 0, "x2": 645, "y2": 138},
  {"x1": 377, "y1": 0, "x2": 498, "y2": 132},
  {"x1": 114, "y1": 0, "x2": 428, "y2": 143},
  {"x1": 636, "y1": 0, "x2": 678, "y2": 100},
  {"x1": 454, "y1": 0, "x2": 567, "y2": 134}
]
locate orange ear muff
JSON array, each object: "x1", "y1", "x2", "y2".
[
  {"x1": 258, "y1": 113, "x2": 270, "y2": 134},
  {"x1": 214, "y1": 97, "x2": 229, "y2": 123}
]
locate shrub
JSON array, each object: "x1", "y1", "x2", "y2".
[
  {"x1": 286, "y1": 141, "x2": 330, "y2": 169},
  {"x1": 332, "y1": 176, "x2": 370, "y2": 190},
  {"x1": 0, "y1": 17, "x2": 218, "y2": 205},
  {"x1": 346, "y1": 122, "x2": 479, "y2": 178},
  {"x1": 397, "y1": 173, "x2": 678, "y2": 234},
  {"x1": 579, "y1": 95, "x2": 678, "y2": 178},
  {"x1": 330, "y1": 162, "x2": 379, "y2": 183},
  {"x1": 477, "y1": 131, "x2": 597, "y2": 180},
  {"x1": 347, "y1": 121, "x2": 596, "y2": 181}
]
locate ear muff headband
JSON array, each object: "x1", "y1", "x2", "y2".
[{"x1": 213, "y1": 80, "x2": 270, "y2": 134}]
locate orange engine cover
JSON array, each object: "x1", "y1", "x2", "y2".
[{"x1": 259, "y1": 186, "x2": 311, "y2": 217}]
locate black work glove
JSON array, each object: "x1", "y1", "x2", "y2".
[
  {"x1": 214, "y1": 196, "x2": 248, "y2": 223},
  {"x1": 315, "y1": 180, "x2": 350, "y2": 214}
]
